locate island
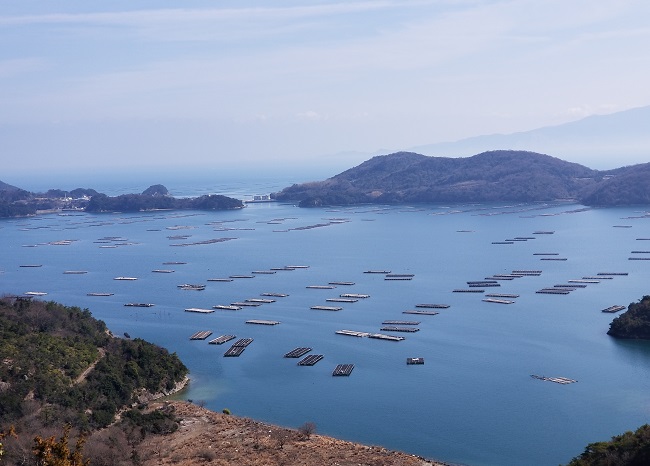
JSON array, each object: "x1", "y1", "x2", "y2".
[
  {"x1": 273, "y1": 150, "x2": 650, "y2": 207},
  {"x1": 0, "y1": 183, "x2": 243, "y2": 218}
]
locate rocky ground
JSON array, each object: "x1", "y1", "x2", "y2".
[{"x1": 138, "y1": 401, "x2": 446, "y2": 466}]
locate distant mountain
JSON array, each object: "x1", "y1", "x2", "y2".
[
  {"x1": 273, "y1": 150, "x2": 649, "y2": 207},
  {"x1": 410, "y1": 106, "x2": 650, "y2": 168}
]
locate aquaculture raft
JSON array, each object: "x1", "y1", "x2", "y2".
[
  {"x1": 403, "y1": 310, "x2": 439, "y2": 316},
  {"x1": 298, "y1": 354, "x2": 324, "y2": 366},
  {"x1": 311, "y1": 305, "x2": 343, "y2": 311},
  {"x1": 407, "y1": 357, "x2": 425, "y2": 365},
  {"x1": 185, "y1": 308, "x2": 215, "y2": 313},
  {"x1": 602, "y1": 305, "x2": 626, "y2": 313},
  {"x1": 208, "y1": 335, "x2": 236, "y2": 345},
  {"x1": 332, "y1": 364, "x2": 354, "y2": 376},
  {"x1": 284, "y1": 347, "x2": 312, "y2": 358},
  {"x1": 416, "y1": 303, "x2": 449, "y2": 309},
  {"x1": 246, "y1": 320, "x2": 280, "y2": 325},
  {"x1": 530, "y1": 375, "x2": 577, "y2": 385},
  {"x1": 380, "y1": 326, "x2": 420, "y2": 332},
  {"x1": 189, "y1": 330, "x2": 213, "y2": 340}
]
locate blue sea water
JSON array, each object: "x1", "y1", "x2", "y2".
[{"x1": 2, "y1": 177, "x2": 650, "y2": 466}]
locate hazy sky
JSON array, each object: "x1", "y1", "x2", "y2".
[{"x1": 1, "y1": 0, "x2": 649, "y2": 179}]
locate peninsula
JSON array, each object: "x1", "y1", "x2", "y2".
[{"x1": 273, "y1": 150, "x2": 650, "y2": 207}]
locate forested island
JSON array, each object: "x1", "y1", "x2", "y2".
[
  {"x1": 273, "y1": 150, "x2": 650, "y2": 207},
  {"x1": 0, "y1": 182, "x2": 243, "y2": 218}
]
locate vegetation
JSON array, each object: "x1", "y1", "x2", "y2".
[
  {"x1": 607, "y1": 296, "x2": 650, "y2": 339},
  {"x1": 566, "y1": 424, "x2": 650, "y2": 465},
  {"x1": 0, "y1": 296, "x2": 187, "y2": 431},
  {"x1": 274, "y1": 150, "x2": 650, "y2": 207}
]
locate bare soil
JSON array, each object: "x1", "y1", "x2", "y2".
[{"x1": 139, "y1": 401, "x2": 445, "y2": 466}]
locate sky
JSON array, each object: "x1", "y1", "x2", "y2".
[{"x1": 1, "y1": 0, "x2": 649, "y2": 182}]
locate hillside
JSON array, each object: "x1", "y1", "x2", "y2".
[
  {"x1": 607, "y1": 295, "x2": 650, "y2": 339},
  {"x1": 274, "y1": 150, "x2": 650, "y2": 207}
]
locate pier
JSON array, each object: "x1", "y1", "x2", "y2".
[
  {"x1": 407, "y1": 357, "x2": 425, "y2": 365},
  {"x1": 189, "y1": 330, "x2": 213, "y2": 340},
  {"x1": 284, "y1": 347, "x2": 312, "y2": 358},
  {"x1": 602, "y1": 305, "x2": 626, "y2": 313},
  {"x1": 332, "y1": 364, "x2": 354, "y2": 376},
  {"x1": 246, "y1": 320, "x2": 280, "y2": 325},
  {"x1": 311, "y1": 305, "x2": 343, "y2": 311},
  {"x1": 208, "y1": 335, "x2": 236, "y2": 345},
  {"x1": 298, "y1": 354, "x2": 323, "y2": 366}
]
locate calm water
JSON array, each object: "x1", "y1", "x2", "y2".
[{"x1": 2, "y1": 178, "x2": 650, "y2": 466}]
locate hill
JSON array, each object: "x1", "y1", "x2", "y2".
[{"x1": 274, "y1": 150, "x2": 650, "y2": 207}]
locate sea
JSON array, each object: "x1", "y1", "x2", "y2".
[{"x1": 2, "y1": 173, "x2": 650, "y2": 466}]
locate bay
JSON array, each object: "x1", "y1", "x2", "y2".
[{"x1": 2, "y1": 178, "x2": 650, "y2": 466}]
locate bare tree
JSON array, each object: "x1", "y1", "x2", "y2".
[{"x1": 298, "y1": 422, "x2": 316, "y2": 440}]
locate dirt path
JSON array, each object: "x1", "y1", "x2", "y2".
[{"x1": 74, "y1": 348, "x2": 105, "y2": 385}]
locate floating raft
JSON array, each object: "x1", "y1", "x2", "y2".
[
  {"x1": 541, "y1": 258, "x2": 568, "y2": 261},
  {"x1": 382, "y1": 320, "x2": 420, "y2": 325},
  {"x1": 533, "y1": 253, "x2": 559, "y2": 256},
  {"x1": 24, "y1": 291, "x2": 47, "y2": 296},
  {"x1": 213, "y1": 305, "x2": 242, "y2": 310},
  {"x1": 533, "y1": 231, "x2": 555, "y2": 234},
  {"x1": 629, "y1": 257, "x2": 650, "y2": 260},
  {"x1": 329, "y1": 281, "x2": 355, "y2": 286},
  {"x1": 385, "y1": 276, "x2": 412, "y2": 280},
  {"x1": 416, "y1": 303, "x2": 449, "y2": 309},
  {"x1": 381, "y1": 326, "x2": 420, "y2": 332},
  {"x1": 246, "y1": 298, "x2": 275, "y2": 303},
  {"x1": 298, "y1": 354, "x2": 323, "y2": 366},
  {"x1": 306, "y1": 285, "x2": 335, "y2": 289},
  {"x1": 190, "y1": 330, "x2": 213, "y2": 340},
  {"x1": 229, "y1": 275, "x2": 254, "y2": 279},
  {"x1": 114, "y1": 276, "x2": 138, "y2": 281},
  {"x1": 252, "y1": 270, "x2": 276, "y2": 274},
  {"x1": 124, "y1": 303, "x2": 154, "y2": 307},
  {"x1": 209, "y1": 335, "x2": 236, "y2": 345},
  {"x1": 453, "y1": 289, "x2": 484, "y2": 293},
  {"x1": 492, "y1": 241, "x2": 514, "y2": 244},
  {"x1": 246, "y1": 320, "x2": 280, "y2": 325},
  {"x1": 224, "y1": 346, "x2": 246, "y2": 357},
  {"x1": 597, "y1": 272, "x2": 628, "y2": 276},
  {"x1": 386, "y1": 273, "x2": 414, "y2": 278},
  {"x1": 486, "y1": 293, "x2": 519, "y2": 298},
  {"x1": 152, "y1": 269, "x2": 174, "y2": 273},
  {"x1": 602, "y1": 305, "x2": 626, "y2": 313},
  {"x1": 368, "y1": 333, "x2": 405, "y2": 341},
  {"x1": 185, "y1": 308, "x2": 215, "y2": 314},
  {"x1": 336, "y1": 330, "x2": 370, "y2": 337},
  {"x1": 284, "y1": 347, "x2": 312, "y2": 358},
  {"x1": 231, "y1": 302, "x2": 261, "y2": 307},
  {"x1": 163, "y1": 261, "x2": 187, "y2": 265},
  {"x1": 531, "y1": 374, "x2": 577, "y2": 385},
  {"x1": 555, "y1": 284, "x2": 586, "y2": 288},
  {"x1": 207, "y1": 278, "x2": 233, "y2": 282},
  {"x1": 326, "y1": 298, "x2": 358, "y2": 303},
  {"x1": 20, "y1": 264, "x2": 43, "y2": 267},
  {"x1": 341, "y1": 293, "x2": 370, "y2": 298},
  {"x1": 178, "y1": 284, "x2": 206, "y2": 290},
  {"x1": 512, "y1": 270, "x2": 542, "y2": 276},
  {"x1": 261, "y1": 292, "x2": 289, "y2": 297},
  {"x1": 482, "y1": 298, "x2": 515, "y2": 304},
  {"x1": 332, "y1": 364, "x2": 354, "y2": 376},
  {"x1": 536, "y1": 289, "x2": 570, "y2": 295},
  {"x1": 364, "y1": 270, "x2": 391, "y2": 274},
  {"x1": 87, "y1": 292, "x2": 114, "y2": 296},
  {"x1": 403, "y1": 310, "x2": 439, "y2": 316},
  {"x1": 407, "y1": 357, "x2": 425, "y2": 365},
  {"x1": 63, "y1": 270, "x2": 88, "y2": 274},
  {"x1": 286, "y1": 265, "x2": 309, "y2": 269},
  {"x1": 311, "y1": 305, "x2": 343, "y2": 311}
]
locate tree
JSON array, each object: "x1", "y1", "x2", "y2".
[
  {"x1": 32, "y1": 424, "x2": 90, "y2": 466},
  {"x1": 298, "y1": 421, "x2": 316, "y2": 440}
]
